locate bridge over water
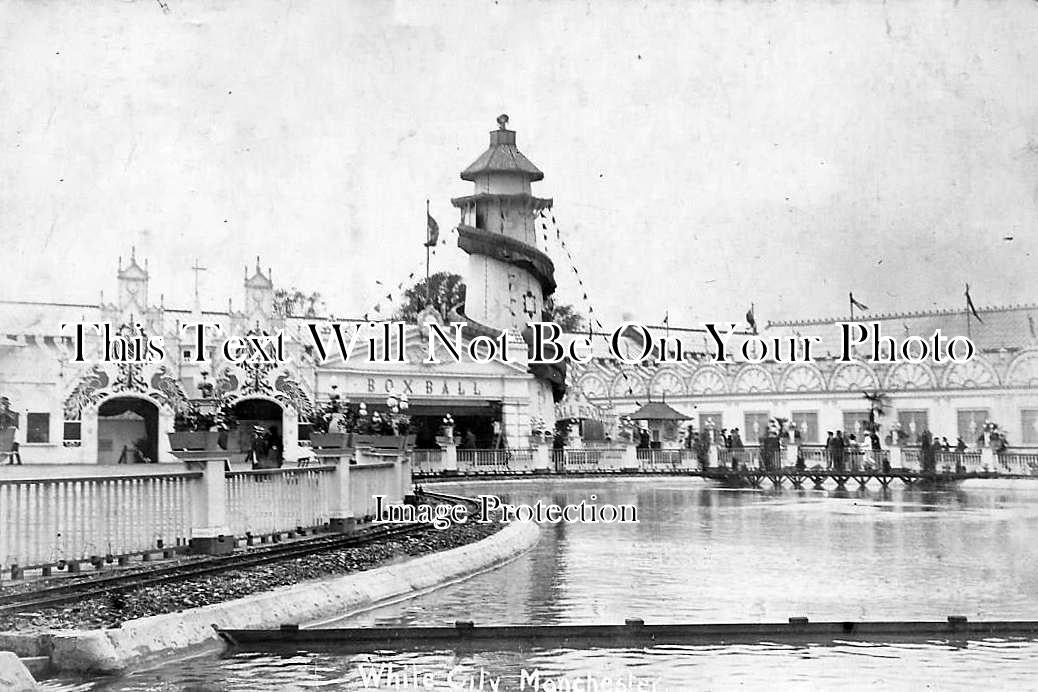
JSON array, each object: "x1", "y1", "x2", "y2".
[{"x1": 412, "y1": 444, "x2": 1038, "y2": 489}]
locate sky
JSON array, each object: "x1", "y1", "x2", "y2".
[{"x1": 2, "y1": 0, "x2": 1036, "y2": 328}]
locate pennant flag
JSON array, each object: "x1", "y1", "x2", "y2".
[
  {"x1": 425, "y1": 212, "x2": 439, "y2": 247},
  {"x1": 965, "y1": 284, "x2": 983, "y2": 323},
  {"x1": 849, "y1": 292, "x2": 870, "y2": 312},
  {"x1": 746, "y1": 304, "x2": 757, "y2": 334}
]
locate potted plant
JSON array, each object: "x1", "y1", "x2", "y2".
[
  {"x1": 309, "y1": 393, "x2": 353, "y2": 449},
  {"x1": 168, "y1": 404, "x2": 222, "y2": 451}
]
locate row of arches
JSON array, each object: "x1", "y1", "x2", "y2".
[
  {"x1": 574, "y1": 350, "x2": 1038, "y2": 400},
  {"x1": 94, "y1": 395, "x2": 284, "y2": 464}
]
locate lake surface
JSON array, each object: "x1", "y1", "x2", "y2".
[{"x1": 44, "y1": 477, "x2": 1038, "y2": 690}]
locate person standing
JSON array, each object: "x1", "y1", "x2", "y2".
[
  {"x1": 0, "y1": 396, "x2": 20, "y2": 465},
  {"x1": 921, "y1": 429, "x2": 934, "y2": 472},
  {"x1": 834, "y1": 431, "x2": 846, "y2": 471},
  {"x1": 731, "y1": 428, "x2": 744, "y2": 470}
]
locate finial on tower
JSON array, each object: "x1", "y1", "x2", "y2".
[{"x1": 497, "y1": 114, "x2": 509, "y2": 130}]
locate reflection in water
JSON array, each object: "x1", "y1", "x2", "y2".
[{"x1": 43, "y1": 478, "x2": 1038, "y2": 690}]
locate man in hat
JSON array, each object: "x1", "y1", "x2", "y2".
[{"x1": 0, "y1": 397, "x2": 21, "y2": 465}]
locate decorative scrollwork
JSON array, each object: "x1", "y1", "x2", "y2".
[
  {"x1": 884, "y1": 362, "x2": 937, "y2": 391},
  {"x1": 112, "y1": 362, "x2": 147, "y2": 394},
  {"x1": 689, "y1": 367, "x2": 727, "y2": 395},
  {"x1": 830, "y1": 362, "x2": 880, "y2": 391},
  {"x1": 732, "y1": 366, "x2": 775, "y2": 393},
  {"x1": 650, "y1": 369, "x2": 686, "y2": 398},
  {"x1": 274, "y1": 372, "x2": 314, "y2": 418},
  {"x1": 780, "y1": 364, "x2": 826, "y2": 392},
  {"x1": 150, "y1": 365, "x2": 189, "y2": 411},
  {"x1": 63, "y1": 366, "x2": 109, "y2": 421},
  {"x1": 943, "y1": 360, "x2": 999, "y2": 389}
]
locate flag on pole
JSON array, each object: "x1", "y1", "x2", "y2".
[
  {"x1": 425, "y1": 212, "x2": 439, "y2": 247},
  {"x1": 849, "y1": 292, "x2": 870, "y2": 312},
  {"x1": 965, "y1": 284, "x2": 983, "y2": 323},
  {"x1": 746, "y1": 304, "x2": 757, "y2": 334}
]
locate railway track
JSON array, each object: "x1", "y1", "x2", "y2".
[{"x1": 0, "y1": 489, "x2": 476, "y2": 614}]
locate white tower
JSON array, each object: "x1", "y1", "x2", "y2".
[{"x1": 452, "y1": 115, "x2": 556, "y2": 333}]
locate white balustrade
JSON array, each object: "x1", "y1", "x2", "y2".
[
  {"x1": 996, "y1": 452, "x2": 1038, "y2": 476},
  {"x1": 0, "y1": 467, "x2": 200, "y2": 570},
  {"x1": 456, "y1": 448, "x2": 533, "y2": 472},
  {"x1": 557, "y1": 448, "x2": 622, "y2": 471},
  {"x1": 225, "y1": 466, "x2": 334, "y2": 537},
  {"x1": 412, "y1": 449, "x2": 445, "y2": 475},
  {"x1": 900, "y1": 448, "x2": 921, "y2": 470},
  {"x1": 636, "y1": 449, "x2": 693, "y2": 470}
]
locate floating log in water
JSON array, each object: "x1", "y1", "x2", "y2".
[{"x1": 216, "y1": 616, "x2": 1038, "y2": 650}]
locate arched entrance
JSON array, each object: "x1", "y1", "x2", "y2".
[
  {"x1": 231, "y1": 398, "x2": 284, "y2": 468},
  {"x1": 97, "y1": 396, "x2": 159, "y2": 464}
]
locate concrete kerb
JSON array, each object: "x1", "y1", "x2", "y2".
[
  {"x1": 36, "y1": 520, "x2": 539, "y2": 675},
  {"x1": 0, "y1": 651, "x2": 38, "y2": 691}
]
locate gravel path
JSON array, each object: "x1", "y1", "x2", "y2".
[{"x1": 0, "y1": 519, "x2": 502, "y2": 632}]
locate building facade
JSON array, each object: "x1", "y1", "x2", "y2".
[
  {"x1": 0, "y1": 117, "x2": 561, "y2": 464},
  {"x1": 568, "y1": 307, "x2": 1038, "y2": 448}
]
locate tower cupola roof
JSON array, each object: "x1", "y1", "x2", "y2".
[{"x1": 460, "y1": 114, "x2": 544, "y2": 182}]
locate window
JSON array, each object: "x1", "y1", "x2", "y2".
[
  {"x1": 744, "y1": 412, "x2": 770, "y2": 443},
  {"x1": 63, "y1": 421, "x2": 82, "y2": 441},
  {"x1": 698, "y1": 412, "x2": 722, "y2": 433},
  {"x1": 897, "y1": 410, "x2": 929, "y2": 445},
  {"x1": 956, "y1": 410, "x2": 989, "y2": 444},
  {"x1": 1022, "y1": 410, "x2": 1038, "y2": 445},
  {"x1": 26, "y1": 413, "x2": 50, "y2": 443},
  {"x1": 791, "y1": 411, "x2": 819, "y2": 443},
  {"x1": 842, "y1": 411, "x2": 870, "y2": 436}
]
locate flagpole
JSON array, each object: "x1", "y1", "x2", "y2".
[
  {"x1": 849, "y1": 292, "x2": 855, "y2": 321},
  {"x1": 965, "y1": 283, "x2": 972, "y2": 341},
  {"x1": 425, "y1": 199, "x2": 432, "y2": 307}
]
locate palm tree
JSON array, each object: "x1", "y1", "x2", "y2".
[{"x1": 862, "y1": 390, "x2": 891, "y2": 432}]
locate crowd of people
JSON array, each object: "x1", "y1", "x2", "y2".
[{"x1": 678, "y1": 418, "x2": 1012, "y2": 473}]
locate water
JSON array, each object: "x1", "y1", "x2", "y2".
[{"x1": 44, "y1": 478, "x2": 1038, "y2": 690}]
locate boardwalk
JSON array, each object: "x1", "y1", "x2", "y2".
[{"x1": 412, "y1": 445, "x2": 1038, "y2": 489}]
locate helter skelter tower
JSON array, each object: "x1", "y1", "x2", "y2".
[
  {"x1": 451, "y1": 115, "x2": 566, "y2": 400},
  {"x1": 452, "y1": 115, "x2": 556, "y2": 334}
]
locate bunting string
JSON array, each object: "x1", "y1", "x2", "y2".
[{"x1": 537, "y1": 208, "x2": 645, "y2": 407}]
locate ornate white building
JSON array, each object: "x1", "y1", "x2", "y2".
[
  {"x1": 566, "y1": 307, "x2": 1038, "y2": 448},
  {"x1": 0, "y1": 117, "x2": 563, "y2": 464}
]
